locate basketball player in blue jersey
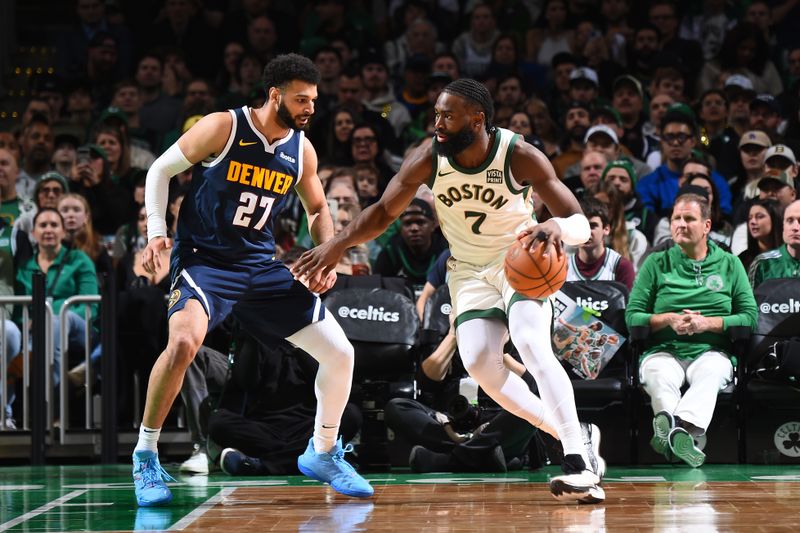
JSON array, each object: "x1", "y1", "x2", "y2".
[
  {"x1": 133, "y1": 54, "x2": 372, "y2": 506},
  {"x1": 293, "y1": 79, "x2": 607, "y2": 503}
]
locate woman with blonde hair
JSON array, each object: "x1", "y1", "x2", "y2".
[
  {"x1": 595, "y1": 181, "x2": 648, "y2": 270},
  {"x1": 58, "y1": 193, "x2": 113, "y2": 283}
]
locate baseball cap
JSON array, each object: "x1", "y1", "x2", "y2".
[
  {"x1": 591, "y1": 105, "x2": 622, "y2": 127},
  {"x1": 676, "y1": 184, "x2": 710, "y2": 201},
  {"x1": 584, "y1": 124, "x2": 619, "y2": 145},
  {"x1": 54, "y1": 132, "x2": 81, "y2": 149},
  {"x1": 765, "y1": 144, "x2": 797, "y2": 166},
  {"x1": 36, "y1": 171, "x2": 69, "y2": 196},
  {"x1": 402, "y1": 197, "x2": 435, "y2": 220},
  {"x1": 81, "y1": 143, "x2": 108, "y2": 161},
  {"x1": 738, "y1": 130, "x2": 771, "y2": 149},
  {"x1": 750, "y1": 94, "x2": 781, "y2": 114},
  {"x1": 724, "y1": 74, "x2": 755, "y2": 92},
  {"x1": 758, "y1": 169, "x2": 794, "y2": 190},
  {"x1": 601, "y1": 159, "x2": 637, "y2": 186},
  {"x1": 98, "y1": 106, "x2": 128, "y2": 126},
  {"x1": 569, "y1": 67, "x2": 599, "y2": 87},
  {"x1": 612, "y1": 75, "x2": 643, "y2": 98}
]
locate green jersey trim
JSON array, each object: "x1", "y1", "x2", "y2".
[
  {"x1": 428, "y1": 142, "x2": 439, "y2": 189},
  {"x1": 455, "y1": 307, "x2": 507, "y2": 328},
  {"x1": 503, "y1": 133, "x2": 528, "y2": 195},
  {"x1": 447, "y1": 130, "x2": 502, "y2": 175}
]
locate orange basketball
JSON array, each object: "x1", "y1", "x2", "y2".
[{"x1": 504, "y1": 238, "x2": 567, "y2": 299}]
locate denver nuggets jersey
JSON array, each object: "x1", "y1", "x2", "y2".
[
  {"x1": 176, "y1": 106, "x2": 303, "y2": 264},
  {"x1": 431, "y1": 128, "x2": 535, "y2": 266}
]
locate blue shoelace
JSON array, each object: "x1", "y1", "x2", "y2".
[
  {"x1": 331, "y1": 443, "x2": 358, "y2": 477},
  {"x1": 138, "y1": 457, "x2": 176, "y2": 487}
]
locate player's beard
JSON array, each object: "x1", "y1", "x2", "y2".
[
  {"x1": 276, "y1": 100, "x2": 309, "y2": 132},
  {"x1": 433, "y1": 125, "x2": 475, "y2": 157}
]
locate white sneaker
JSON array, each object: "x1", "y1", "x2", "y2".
[
  {"x1": 580, "y1": 422, "x2": 606, "y2": 480},
  {"x1": 180, "y1": 445, "x2": 209, "y2": 475},
  {"x1": 549, "y1": 454, "x2": 605, "y2": 504}
]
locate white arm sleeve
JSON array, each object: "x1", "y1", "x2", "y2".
[
  {"x1": 552, "y1": 214, "x2": 591, "y2": 246},
  {"x1": 145, "y1": 142, "x2": 193, "y2": 241}
]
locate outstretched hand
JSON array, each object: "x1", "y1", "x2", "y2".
[
  {"x1": 290, "y1": 240, "x2": 344, "y2": 294},
  {"x1": 516, "y1": 219, "x2": 564, "y2": 259},
  {"x1": 141, "y1": 237, "x2": 172, "y2": 275}
]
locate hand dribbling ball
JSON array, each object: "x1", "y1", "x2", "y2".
[{"x1": 504, "y1": 237, "x2": 567, "y2": 299}]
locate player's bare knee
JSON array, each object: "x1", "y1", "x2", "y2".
[{"x1": 166, "y1": 333, "x2": 202, "y2": 368}]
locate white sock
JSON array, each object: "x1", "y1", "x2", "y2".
[
  {"x1": 135, "y1": 425, "x2": 161, "y2": 453},
  {"x1": 508, "y1": 301, "x2": 588, "y2": 466},
  {"x1": 313, "y1": 423, "x2": 339, "y2": 454},
  {"x1": 286, "y1": 314, "x2": 354, "y2": 455}
]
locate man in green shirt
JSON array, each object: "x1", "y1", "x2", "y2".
[
  {"x1": 749, "y1": 200, "x2": 800, "y2": 289},
  {"x1": 626, "y1": 193, "x2": 757, "y2": 467}
]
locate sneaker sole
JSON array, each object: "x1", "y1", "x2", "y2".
[
  {"x1": 136, "y1": 492, "x2": 173, "y2": 507},
  {"x1": 220, "y1": 449, "x2": 241, "y2": 476},
  {"x1": 669, "y1": 431, "x2": 706, "y2": 468},
  {"x1": 297, "y1": 458, "x2": 323, "y2": 482},
  {"x1": 651, "y1": 413, "x2": 672, "y2": 456},
  {"x1": 549, "y1": 480, "x2": 605, "y2": 504}
]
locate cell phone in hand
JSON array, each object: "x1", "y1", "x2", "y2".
[{"x1": 76, "y1": 147, "x2": 91, "y2": 165}]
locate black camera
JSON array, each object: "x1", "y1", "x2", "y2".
[{"x1": 447, "y1": 394, "x2": 481, "y2": 433}]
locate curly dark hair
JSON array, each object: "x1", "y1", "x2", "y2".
[
  {"x1": 262, "y1": 53, "x2": 320, "y2": 94},
  {"x1": 442, "y1": 78, "x2": 495, "y2": 132}
]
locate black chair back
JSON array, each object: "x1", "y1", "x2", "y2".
[{"x1": 325, "y1": 288, "x2": 419, "y2": 379}]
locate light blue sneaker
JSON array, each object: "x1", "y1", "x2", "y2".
[
  {"x1": 297, "y1": 438, "x2": 373, "y2": 498},
  {"x1": 133, "y1": 450, "x2": 176, "y2": 506}
]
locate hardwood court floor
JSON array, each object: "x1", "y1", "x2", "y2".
[{"x1": 1, "y1": 465, "x2": 799, "y2": 531}]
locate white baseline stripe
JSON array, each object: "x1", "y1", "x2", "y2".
[
  {"x1": 169, "y1": 487, "x2": 236, "y2": 531},
  {"x1": 0, "y1": 489, "x2": 86, "y2": 531}
]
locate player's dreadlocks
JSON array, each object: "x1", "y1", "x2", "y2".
[
  {"x1": 442, "y1": 78, "x2": 495, "y2": 133},
  {"x1": 262, "y1": 53, "x2": 321, "y2": 94}
]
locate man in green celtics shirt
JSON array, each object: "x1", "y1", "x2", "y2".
[
  {"x1": 626, "y1": 193, "x2": 757, "y2": 467},
  {"x1": 749, "y1": 200, "x2": 800, "y2": 289}
]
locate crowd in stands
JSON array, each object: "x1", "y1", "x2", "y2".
[{"x1": 3, "y1": 0, "x2": 800, "y2": 469}]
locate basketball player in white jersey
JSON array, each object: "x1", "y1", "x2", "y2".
[{"x1": 293, "y1": 79, "x2": 606, "y2": 502}]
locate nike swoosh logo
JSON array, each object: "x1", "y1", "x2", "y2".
[
  {"x1": 438, "y1": 170, "x2": 455, "y2": 177},
  {"x1": 239, "y1": 140, "x2": 258, "y2": 147}
]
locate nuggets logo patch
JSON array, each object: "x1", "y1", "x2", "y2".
[{"x1": 168, "y1": 289, "x2": 181, "y2": 309}]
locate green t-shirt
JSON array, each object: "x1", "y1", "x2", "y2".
[
  {"x1": 626, "y1": 241, "x2": 757, "y2": 360},
  {"x1": 748, "y1": 244, "x2": 800, "y2": 289},
  {"x1": 16, "y1": 246, "x2": 99, "y2": 322},
  {"x1": 0, "y1": 198, "x2": 23, "y2": 227}
]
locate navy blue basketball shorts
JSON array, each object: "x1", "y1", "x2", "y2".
[{"x1": 167, "y1": 251, "x2": 325, "y2": 341}]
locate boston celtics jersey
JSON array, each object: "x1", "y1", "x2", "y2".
[
  {"x1": 176, "y1": 106, "x2": 303, "y2": 265},
  {"x1": 430, "y1": 128, "x2": 534, "y2": 265},
  {"x1": 748, "y1": 244, "x2": 800, "y2": 288},
  {"x1": 567, "y1": 248, "x2": 622, "y2": 282}
]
